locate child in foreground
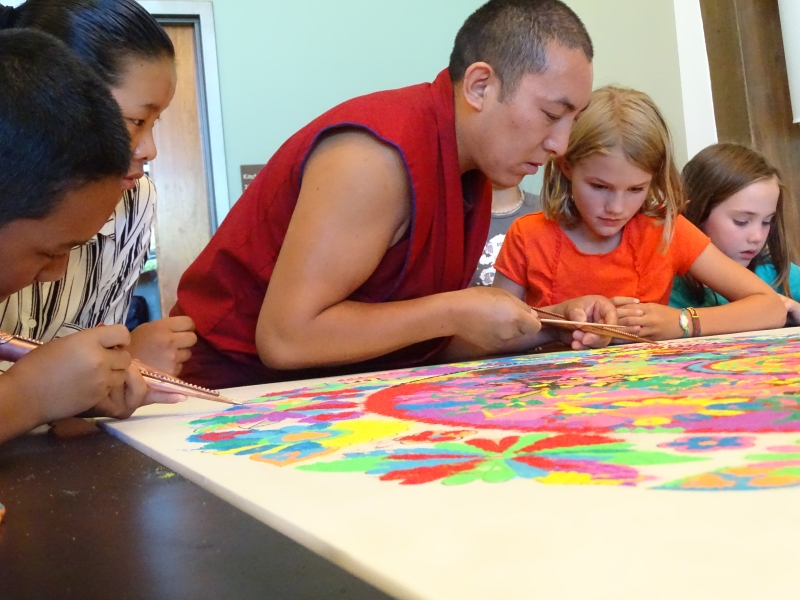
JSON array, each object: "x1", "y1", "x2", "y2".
[
  {"x1": 0, "y1": 30, "x2": 182, "y2": 444},
  {"x1": 493, "y1": 86, "x2": 785, "y2": 340},
  {"x1": 670, "y1": 143, "x2": 800, "y2": 325}
]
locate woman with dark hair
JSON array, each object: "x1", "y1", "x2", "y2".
[{"x1": 0, "y1": 0, "x2": 197, "y2": 376}]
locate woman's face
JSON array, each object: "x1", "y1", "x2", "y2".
[{"x1": 110, "y1": 57, "x2": 177, "y2": 189}]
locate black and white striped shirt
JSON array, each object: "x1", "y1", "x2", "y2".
[{"x1": 0, "y1": 176, "x2": 156, "y2": 340}]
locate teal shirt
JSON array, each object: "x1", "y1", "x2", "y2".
[{"x1": 669, "y1": 262, "x2": 800, "y2": 308}]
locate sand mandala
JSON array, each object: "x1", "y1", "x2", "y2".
[{"x1": 187, "y1": 333, "x2": 800, "y2": 491}]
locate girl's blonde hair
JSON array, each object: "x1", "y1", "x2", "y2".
[
  {"x1": 681, "y1": 143, "x2": 792, "y2": 300},
  {"x1": 541, "y1": 85, "x2": 684, "y2": 248}
]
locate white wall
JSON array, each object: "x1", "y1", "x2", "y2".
[{"x1": 8, "y1": 0, "x2": 717, "y2": 199}]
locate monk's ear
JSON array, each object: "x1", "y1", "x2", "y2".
[
  {"x1": 556, "y1": 156, "x2": 573, "y2": 180},
  {"x1": 460, "y1": 62, "x2": 496, "y2": 112}
]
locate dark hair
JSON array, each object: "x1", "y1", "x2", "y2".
[
  {"x1": 681, "y1": 143, "x2": 791, "y2": 301},
  {"x1": 0, "y1": 5, "x2": 14, "y2": 28},
  {"x1": 0, "y1": 0, "x2": 174, "y2": 87},
  {"x1": 0, "y1": 29, "x2": 131, "y2": 226},
  {"x1": 449, "y1": 0, "x2": 593, "y2": 100}
]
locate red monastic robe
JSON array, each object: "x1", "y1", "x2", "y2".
[{"x1": 172, "y1": 69, "x2": 491, "y2": 388}]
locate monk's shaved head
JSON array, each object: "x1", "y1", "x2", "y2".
[{"x1": 449, "y1": 0, "x2": 593, "y2": 100}]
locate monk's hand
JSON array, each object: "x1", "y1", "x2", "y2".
[
  {"x1": 452, "y1": 287, "x2": 541, "y2": 353},
  {"x1": 618, "y1": 302, "x2": 682, "y2": 340},
  {"x1": 553, "y1": 295, "x2": 617, "y2": 350}
]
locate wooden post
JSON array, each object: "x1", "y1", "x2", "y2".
[{"x1": 700, "y1": 0, "x2": 800, "y2": 261}]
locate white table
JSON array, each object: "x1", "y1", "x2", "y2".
[{"x1": 107, "y1": 330, "x2": 800, "y2": 600}]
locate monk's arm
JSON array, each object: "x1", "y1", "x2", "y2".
[{"x1": 255, "y1": 131, "x2": 541, "y2": 370}]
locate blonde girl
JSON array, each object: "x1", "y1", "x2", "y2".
[
  {"x1": 670, "y1": 143, "x2": 800, "y2": 325},
  {"x1": 493, "y1": 85, "x2": 785, "y2": 340}
]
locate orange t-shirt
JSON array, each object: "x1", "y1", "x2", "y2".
[{"x1": 494, "y1": 212, "x2": 710, "y2": 307}]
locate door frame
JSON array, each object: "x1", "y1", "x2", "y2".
[
  {"x1": 672, "y1": 0, "x2": 718, "y2": 159},
  {"x1": 139, "y1": 0, "x2": 229, "y2": 228}
]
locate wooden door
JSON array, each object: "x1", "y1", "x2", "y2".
[{"x1": 149, "y1": 22, "x2": 213, "y2": 316}]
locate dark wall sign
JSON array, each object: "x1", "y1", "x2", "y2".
[{"x1": 240, "y1": 164, "x2": 266, "y2": 193}]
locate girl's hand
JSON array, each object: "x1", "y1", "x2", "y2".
[
  {"x1": 617, "y1": 302, "x2": 683, "y2": 340},
  {"x1": 553, "y1": 295, "x2": 618, "y2": 350},
  {"x1": 610, "y1": 296, "x2": 640, "y2": 308},
  {"x1": 780, "y1": 295, "x2": 800, "y2": 326}
]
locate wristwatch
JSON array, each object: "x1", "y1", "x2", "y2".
[{"x1": 678, "y1": 309, "x2": 691, "y2": 338}]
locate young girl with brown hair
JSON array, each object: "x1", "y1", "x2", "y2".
[{"x1": 670, "y1": 142, "x2": 800, "y2": 325}]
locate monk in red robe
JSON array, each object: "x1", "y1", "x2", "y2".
[{"x1": 173, "y1": 0, "x2": 615, "y2": 388}]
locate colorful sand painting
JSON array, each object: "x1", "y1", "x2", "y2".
[{"x1": 187, "y1": 333, "x2": 800, "y2": 491}]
